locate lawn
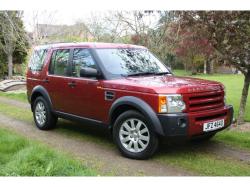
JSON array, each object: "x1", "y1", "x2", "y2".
[
  {"x1": 215, "y1": 130, "x2": 250, "y2": 150},
  {"x1": 0, "y1": 91, "x2": 27, "y2": 102},
  {"x1": 0, "y1": 127, "x2": 96, "y2": 176},
  {"x1": 155, "y1": 148, "x2": 250, "y2": 176},
  {"x1": 0, "y1": 101, "x2": 113, "y2": 148},
  {"x1": 173, "y1": 69, "x2": 250, "y2": 122},
  {"x1": 1, "y1": 98, "x2": 250, "y2": 175},
  {"x1": 1, "y1": 72, "x2": 250, "y2": 175}
]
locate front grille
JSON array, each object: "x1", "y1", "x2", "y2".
[
  {"x1": 186, "y1": 91, "x2": 224, "y2": 112},
  {"x1": 195, "y1": 112, "x2": 227, "y2": 122}
]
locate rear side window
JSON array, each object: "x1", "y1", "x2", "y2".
[
  {"x1": 29, "y1": 49, "x2": 48, "y2": 71},
  {"x1": 49, "y1": 49, "x2": 70, "y2": 76}
]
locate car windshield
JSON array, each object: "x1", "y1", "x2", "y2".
[{"x1": 95, "y1": 48, "x2": 170, "y2": 77}]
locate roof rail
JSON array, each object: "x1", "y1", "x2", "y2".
[{"x1": 42, "y1": 41, "x2": 76, "y2": 45}]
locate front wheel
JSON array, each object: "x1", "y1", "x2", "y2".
[
  {"x1": 33, "y1": 96, "x2": 58, "y2": 130},
  {"x1": 113, "y1": 110, "x2": 159, "y2": 159}
]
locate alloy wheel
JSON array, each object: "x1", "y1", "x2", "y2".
[
  {"x1": 35, "y1": 101, "x2": 46, "y2": 126},
  {"x1": 119, "y1": 118, "x2": 150, "y2": 153}
]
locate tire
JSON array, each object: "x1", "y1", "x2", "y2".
[
  {"x1": 32, "y1": 96, "x2": 58, "y2": 130},
  {"x1": 191, "y1": 132, "x2": 216, "y2": 142},
  {"x1": 113, "y1": 110, "x2": 159, "y2": 160}
]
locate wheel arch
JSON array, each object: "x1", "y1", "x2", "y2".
[
  {"x1": 30, "y1": 86, "x2": 53, "y2": 112},
  {"x1": 109, "y1": 96, "x2": 165, "y2": 136}
]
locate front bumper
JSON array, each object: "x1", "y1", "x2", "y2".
[{"x1": 157, "y1": 105, "x2": 234, "y2": 138}]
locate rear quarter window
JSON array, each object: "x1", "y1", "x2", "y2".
[{"x1": 28, "y1": 49, "x2": 48, "y2": 71}]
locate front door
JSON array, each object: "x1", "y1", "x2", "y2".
[{"x1": 67, "y1": 48, "x2": 103, "y2": 121}]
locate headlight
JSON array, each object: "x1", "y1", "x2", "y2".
[{"x1": 158, "y1": 94, "x2": 186, "y2": 113}]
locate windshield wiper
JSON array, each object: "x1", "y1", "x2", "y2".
[
  {"x1": 125, "y1": 71, "x2": 171, "y2": 77},
  {"x1": 154, "y1": 72, "x2": 172, "y2": 75},
  {"x1": 126, "y1": 72, "x2": 157, "y2": 77}
]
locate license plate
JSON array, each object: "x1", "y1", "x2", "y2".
[{"x1": 203, "y1": 119, "x2": 224, "y2": 132}]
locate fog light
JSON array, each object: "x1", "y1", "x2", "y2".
[{"x1": 178, "y1": 118, "x2": 187, "y2": 128}]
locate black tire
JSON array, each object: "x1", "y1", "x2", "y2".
[
  {"x1": 191, "y1": 132, "x2": 216, "y2": 142},
  {"x1": 113, "y1": 110, "x2": 159, "y2": 160},
  {"x1": 32, "y1": 96, "x2": 58, "y2": 130}
]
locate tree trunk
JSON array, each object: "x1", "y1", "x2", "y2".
[
  {"x1": 237, "y1": 72, "x2": 250, "y2": 125},
  {"x1": 209, "y1": 60, "x2": 214, "y2": 74},
  {"x1": 206, "y1": 61, "x2": 210, "y2": 74},
  {"x1": 191, "y1": 64, "x2": 197, "y2": 75},
  {"x1": 7, "y1": 54, "x2": 13, "y2": 78},
  {"x1": 204, "y1": 61, "x2": 207, "y2": 74},
  {"x1": 184, "y1": 62, "x2": 188, "y2": 72}
]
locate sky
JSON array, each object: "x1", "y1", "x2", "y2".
[
  {"x1": 17, "y1": 0, "x2": 250, "y2": 32},
  {"x1": 22, "y1": 10, "x2": 97, "y2": 32},
  {"x1": 22, "y1": 10, "x2": 160, "y2": 33}
]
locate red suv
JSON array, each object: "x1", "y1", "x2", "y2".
[{"x1": 27, "y1": 42, "x2": 233, "y2": 159}]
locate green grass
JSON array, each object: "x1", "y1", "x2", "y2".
[
  {"x1": 0, "y1": 101, "x2": 113, "y2": 148},
  {"x1": 155, "y1": 149, "x2": 250, "y2": 176},
  {"x1": 1, "y1": 99, "x2": 250, "y2": 175},
  {"x1": 173, "y1": 69, "x2": 191, "y2": 76},
  {"x1": 173, "y1": 69, "x2": 250, "y2": 122},
  {"x1": 0, "y1": 127, "x2": 96, "y2": 176},
  {"x1": 0, "y1": 92, "x2": 27, "y2": 102},
  {"x1": 0, "y1": 102, "x2": 32, "y2": 121},
  {"x1": 215, "y1": 130, "x2": 250, "y2": 150},
  {"x1": 1, "y1": 76, "x2": 250, "y2": 175}
]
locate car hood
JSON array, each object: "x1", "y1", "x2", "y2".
[{"x1": 102, "y1": 75, "x2": 223, "y2": 94}]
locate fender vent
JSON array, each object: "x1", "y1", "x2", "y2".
[{"x1": 105, "y1": 91, "x2": 115, "y2": 101}]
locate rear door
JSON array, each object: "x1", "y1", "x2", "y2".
[{"x1": 45, "y1": 48, "x2": 73, "y2": 113}]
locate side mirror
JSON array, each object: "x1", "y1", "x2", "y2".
[{"x1": 80, "y1": 67, "x2": 99, "y2": 78}]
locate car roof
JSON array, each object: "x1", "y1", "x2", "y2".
[{"x1": 34, "y1": 42, "x2": 147, "y2": 50}]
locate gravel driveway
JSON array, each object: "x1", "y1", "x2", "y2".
[{"x1": 1, "y1": 96, "x2": 250, "y2": 176}]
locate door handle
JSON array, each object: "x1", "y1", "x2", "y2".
[
  {"x1": 43, "y1": 78, "x2": 49, "y2": 83},
  {"x1": 68, "y1": 81, "x2": 76, "y2": 88}
]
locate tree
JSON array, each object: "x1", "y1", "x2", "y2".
[
  {"x1": 115, "y1": 11, "x2": 159, "y2": 46},
  {"x1": 149, "y1": 11, "x2": 187, "y2": 68},
  {"x1": 0, "y1": 49, "x2": 7, "y2": 78},
  {"x1": 177, "y1": 11, "x2": 250, "y2": 125},
  {"x1": 0, "y1": 11, "x2": 29, "y2": 78},
  {"x1": 174, "y1": 28, "x2": 214, "y2": 74},
  {"x1": 28, "y1": 10, "x2": 58, "y2": 45}
]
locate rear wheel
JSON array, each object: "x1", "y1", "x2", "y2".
[
  {"x1": 33, "y1": 96, "x2": 57, "y2": 130},
  {"x1": 113, "y1": 110, "x2": 158, "y2": 159}
]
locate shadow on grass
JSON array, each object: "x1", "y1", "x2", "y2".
[
  {"x1": 54, "y1": 119, "x2": 114, "y2": 148},
  {"x1": 157, "y1": 138, "x2": 218, "y2": 156},
  {"x1": 55, "y1": 117, "x2": 225, "y2": 154},
  {"x1": 54, "y1": 118, "x2": 218, "y2": 156}
]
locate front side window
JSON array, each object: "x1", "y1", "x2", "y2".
[
  {"x1": 72, "y1": 48, "x2": 96, "y2": 77},
  {"x1": 95, "y1": 48, "x2": 170, "y2": 77},
  {"x1": 49, "y1": 49, "x2": 70, "y2": 76},
  {"x1": 29, "y1": 49, "x2": 48, "y2": 71}
]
